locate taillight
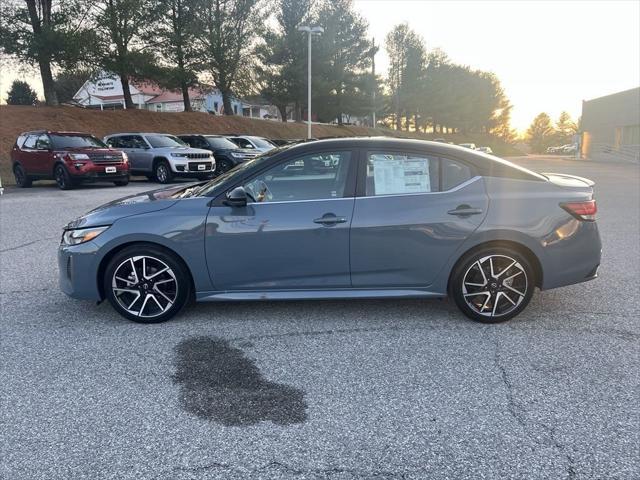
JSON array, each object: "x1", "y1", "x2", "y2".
[{"x1": 560, "y1": 199, "x2": 597, "y2": 221}]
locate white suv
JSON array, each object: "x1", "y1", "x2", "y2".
[{"x1": 104, "y1": 133, "x2": 216, "y2": 183}]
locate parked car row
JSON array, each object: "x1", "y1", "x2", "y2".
[
  {"x1": 457, "y1": 143, "x2": 493, "y2": 154},
  {"x1": 10, "y1": 130, "x2": 277, "y2": 190},
  {"x1": 546, "y1": 144, "x2": 578, "y2": 154}
]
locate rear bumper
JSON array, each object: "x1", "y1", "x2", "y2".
[
  {"x1": 58, "y1": 242, "x2": 102, "y2": 300},
  {"x1": 540, "y1": 220, "x2": 602, "y2": 290}
]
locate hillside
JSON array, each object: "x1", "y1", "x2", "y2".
[{"x1": 0, "y1": 105, "x2": 522, "y2": 185}]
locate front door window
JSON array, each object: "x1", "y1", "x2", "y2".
[{"x1": 243, "y1": 151, "x2": 352, "y2": 203}]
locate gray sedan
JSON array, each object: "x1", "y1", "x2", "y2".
[{"x1": 58, "y1": 138, "x2": 601, "y2": 324}]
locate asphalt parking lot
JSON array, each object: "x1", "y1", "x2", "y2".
[{"x1": 1, "y1": 157, "x2": 638, "y2": 480}]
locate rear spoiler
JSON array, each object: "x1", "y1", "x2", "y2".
[{"x1": 541, "y1": 172, "x2": 595, "y2": 187}]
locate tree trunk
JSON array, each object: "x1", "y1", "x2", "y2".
[
  {"x1": 180, "y1": 81, "x2": 192, "y2": 112},
  {"x1": 38, "y1": 59, "x2": 58, "y2": 106},
  {"x1": 120, "y1": 74, "x2": 134, "y2": 109},
  {"x1": 277, "y1": 104, "x2": 288, "y2": 122},
  {"x1": 221, "y1": 90, "x2": 233, "y2": 115}
]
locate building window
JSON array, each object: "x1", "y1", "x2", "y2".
[
  {"x1": 233, "y1": 105, "x2": 238, "y2": 115},
  {"x1": 156, "y1": 104, "x2": 162, "y2": 112}
]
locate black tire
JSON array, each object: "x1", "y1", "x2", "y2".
[
  {"x1": 154, "y1": 160, "x2": 173, "y2": 184},
  {"x1": 114, "y1": 177, "x2": 130, "y2": 187},
  {"x1": 450, "y1": 246, "x2": 535, "y2": 324},
  {"x1": 215, "y1": 158, "x2": 234, "y2": 176},
  {"x1": 13, "y1": 163, "x2": 32, "y2": 188},
  {"x1": 103, "y1": 244, "x2": 192, "y2": 324},
  {"x1": 54, "y1": 164, "x2": 75, "y2": 190}
]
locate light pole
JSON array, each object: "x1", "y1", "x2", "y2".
[{"x1": 298, "y1": 25, "x2": 324, "y2": 139}]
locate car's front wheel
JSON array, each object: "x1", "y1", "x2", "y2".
[
  {"x1": 104, "y1": 245, "x2": 191, "y2": 323},
  {"x1": 54, "y1": 164, "x2": 74, "y2": 190},
  {"x1": 450, "y1": 246, "x2": 535, "y2": 323},
  {"x1": 154, "y1": 160, "x2": 173, "y2": 184}
]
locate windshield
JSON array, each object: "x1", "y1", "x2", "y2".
[
  {"x1": 50, "y1": 134, "x2": 107, "y2": 149},
  {"x1": 146, "y1": 135, "x2": 186, "y2": 148},
  {"x1": 248, "y1": 136, "x2": 275, "y2": 149},
  {"x1": 205, "y1": 136, "x2": 238, "y2": 149}
]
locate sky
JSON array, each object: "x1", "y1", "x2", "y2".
[
  {"x1": 1, "y1": 0, "x2": 638, "y2": 133},
  {"x1": 352, "y1": 0, "x2": 640, "y2": 131}
]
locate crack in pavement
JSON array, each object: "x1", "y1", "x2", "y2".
[
  {"x1": 166, "y1": 460, "x2": 411, "y2": 479},
  {"x1": 493, "y1": 336, "x2": 577, "y2": 479},
  {"x1": 0, "y1": 237, "x2": 58, "y2": 253}
]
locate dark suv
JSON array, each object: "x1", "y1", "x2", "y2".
[
  {"x1": 12, "y1": 131, "x2": 130, "y2": 190},
  {"x1": 177, "y1": 134, "x2": 259, "y2": 174}
]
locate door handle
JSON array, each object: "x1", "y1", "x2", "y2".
[
  {"x1": 313, "y1": 214, "x2": 347, "y2": 225},
  {"x1": 447, "y1": 205, "x2": 483, "y2": 217}
]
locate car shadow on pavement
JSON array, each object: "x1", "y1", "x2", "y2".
[{"x1": 172, "y1": 336, "x2": 308, "y2": 426}]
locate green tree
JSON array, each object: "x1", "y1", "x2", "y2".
[
  {"x1": 554, "y1": 111, "x2": 578, "y2": 144},
  {"x1": 201, "y1": 0, "x2": 265, "y2": 115},
  {"x1": 255, "y1": 0, "x2": 310, "y2": 121},
  {"x1": 53, "y1": 68, "x2": 92, "y2": 103},
  {"x1": 150, "y1": 0, "x2": 203, "y2": 111},
  {"x1": 0, "y1": 0, "x2": 90, "y2": 105},
  {"x1": 6, "y1": 80, "x2": 38, "y2": 105},
  {"x1": 313, "y1": 0, "x2": 372, "y2": 125},
  {"x1": 526, "y1": 112, "x2": 555, "y2": 153},
  {"x1": 90, "y1": 0, "x2": 157, "y2": 109}
]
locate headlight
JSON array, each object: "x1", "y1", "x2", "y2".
[
  {"x1": 62, "y1": 226, "x2": 109, "y2": 246},
  {"x1": 171, "y1": 152, "x2": 188, "y2": 157},
  {"x1": 69, "y1": 153, "x2": 90, "y2": 161},
  {"x1": 231, "y1": 152, "x2": 245, "y2": 159},
  {"x1": 121, "y1": 152, "x2": 128, "y2": 163}
]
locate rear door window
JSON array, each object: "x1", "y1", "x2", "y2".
[
  {"x1": 365, "y1": 152, "x2": 439, "y2": 196},
  {"x1": 441, "y1": 158, "x2": 473, "y2": 190}
]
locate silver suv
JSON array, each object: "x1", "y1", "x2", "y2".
[{"x1": 104, "y1": 133, "x2": 215, "y2": 183}]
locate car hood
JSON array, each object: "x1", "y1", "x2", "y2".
[{"x1": 65, "y1": 184, "x2": 187, "y2": 229}]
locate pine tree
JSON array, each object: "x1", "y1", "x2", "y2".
[{"x1": 526, "y1": 112, "x2": 555, "y2": 153}]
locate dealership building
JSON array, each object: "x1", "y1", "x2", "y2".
[
  {"x1": 581, "y1": 87, "x2": 640, "y2": 163},
  {"x1": 72, "y1": 74, "x2": 278, "y2": 119}
]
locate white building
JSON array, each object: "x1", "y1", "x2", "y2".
[{"x1": 72, "y1": 73, "x2": 280, "y2": 120}]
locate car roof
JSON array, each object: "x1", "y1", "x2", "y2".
[
  {"x1": 279, "y1": 137, "x2": 545, "y2": 181},
  {"x1": 20, "y1": 130, "x2": 92, "y2": 136},
  {"x1": 105, "y1": 132, "x2": 174, "y2": 137}
]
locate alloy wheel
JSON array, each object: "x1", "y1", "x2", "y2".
[
  {"x1": 156, "y1": 164, "x2": 168, "y2": 182},
  {"x1": 111, "y1": 255, "x2": 178, "y2": 318},
  {"x1": 55, "y1": 166, "x2": 66, "y2": 189},
  {"x1": 461, "y1": 254, "x2": 528, "y2": 318}
]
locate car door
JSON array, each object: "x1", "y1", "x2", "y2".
[
  {"x1": 19, "y1": 134, "x2": 40, "y2": 173},
  {"x1": 350, "y1": 149, "x2": 489, "y2": 288},
  {"x1": 33, "y1": 134, "x2": 53, "y2": 174},
  {"x1": 205, "y1": 150, "x2": 356, "y2": 290}
]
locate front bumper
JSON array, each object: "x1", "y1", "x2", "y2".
[
  {"x1": 173, "y1": 160, "x2": 216, "y2": 174},
  {"x1": 58, "y1": 241, "x2": 102, "y2": 300}
]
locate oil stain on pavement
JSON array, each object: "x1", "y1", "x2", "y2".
[{"x1": 173, "y1": 336, "x2": 308, "y2": 426}]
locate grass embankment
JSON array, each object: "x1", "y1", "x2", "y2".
[{"x1": 0, "y1": 105, "x2": 522, "y2": 185}]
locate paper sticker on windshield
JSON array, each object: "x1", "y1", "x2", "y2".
[{"x1": 371, "y1": 155, "x2": 430, "y2": 195}]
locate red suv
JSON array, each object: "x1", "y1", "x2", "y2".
[{"x1": 11, "y1": 130, "x2": 130, "y2": 190}]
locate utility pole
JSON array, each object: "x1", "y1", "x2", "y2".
[
  {"x1": 298, "y1": 25, "x2": 324, "y2": 139},
  {"x1": 370, "y1": 38, "x2": 379, "y2": 128}
]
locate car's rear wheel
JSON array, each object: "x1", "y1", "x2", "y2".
[
  {"x1": 104, "y1": 245, "x2": 191, "y2": 323},
  {"x1": 154, "y1": 160, "x2": 173, "y2": 184},
  {"x1": 54, "y1": 164, "x2": 75, "y2": 190},
  {"x1": 450, "y1": 246, "x2": 535, "y2": 323},
  {"x1": 13, "y1": 163, "x2": 32, "y2": 188}
]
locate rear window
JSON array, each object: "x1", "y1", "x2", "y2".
[{"x1": 50, "y1": 134, "x2": 106, "y2": 149}]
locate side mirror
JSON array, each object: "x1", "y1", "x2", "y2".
[{"x1": 224, "y1": 186, "x2": 248, "y2": 207}]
